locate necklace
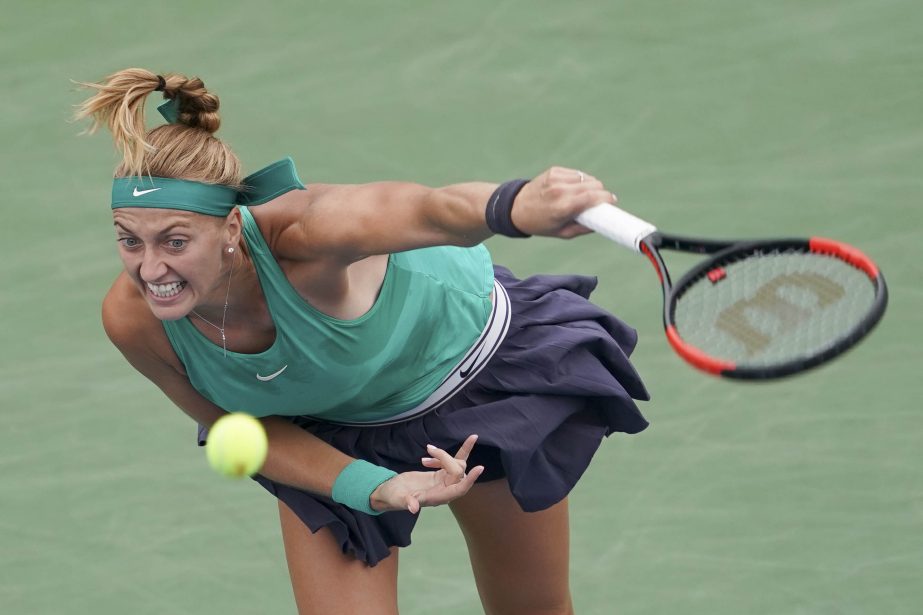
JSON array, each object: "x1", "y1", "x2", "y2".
[{"x1": 192, "y1": 254, "x2": 235, "y2": 357}]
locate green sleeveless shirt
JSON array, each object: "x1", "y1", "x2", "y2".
[{"x1": 163, "y1": 206, "x2": 495, "y2": 423}]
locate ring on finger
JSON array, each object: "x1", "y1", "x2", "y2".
[{"x1": 578, "y1": 171, "x2": 585, "y2": 182}]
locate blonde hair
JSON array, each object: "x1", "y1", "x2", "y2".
[{"x1": 74, "y1": 68, "x2": 242, "y2": 187}]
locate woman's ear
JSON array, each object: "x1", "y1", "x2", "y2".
[{"x1": 225, "y1": 207, "x2": 243, "y2": 247}]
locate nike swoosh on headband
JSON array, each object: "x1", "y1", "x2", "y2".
[
  {"x1": 256, "y1": 365, "x2": 288, "y2": 381},
  {"x1": 133, "y1": 187, "x2": 162, "y2": 197}
]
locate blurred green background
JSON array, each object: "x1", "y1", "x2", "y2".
[{"x1": 2, "y1": 0, "x2": 921, "y2": 613}]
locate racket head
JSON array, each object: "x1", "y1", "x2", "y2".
[{"x1": 650, "y1": 236, "x2": 888, "y2": 380}]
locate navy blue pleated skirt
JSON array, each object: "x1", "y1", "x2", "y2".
[{"x1": 245, "y1": 265, "x2": 649, "y2": 566}]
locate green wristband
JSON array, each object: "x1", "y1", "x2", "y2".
[{"x1": 331, "y1": 460, "x2": 398, "y2": 515}]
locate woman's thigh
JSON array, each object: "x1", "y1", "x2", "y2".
[
  {"x1": 449, "y1": 480, "x2": 573, "y2": 615},
  {"x1": 278, "y1": 501, "x2": 400, "y2": 615}
]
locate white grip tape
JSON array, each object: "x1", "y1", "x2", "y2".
[{"x1": 575, "y1": 204, "x2": 658, "y2": 253}]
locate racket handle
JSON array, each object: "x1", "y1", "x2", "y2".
[{"x1": 575, "y1": 204, "x2": 658, "y2": 252}]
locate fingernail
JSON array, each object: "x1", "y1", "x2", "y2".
[
  {"x1": 422, "y1": 457, "x2": 434, "y2": 463},
  {"x1": 426, "y1": 444, "x2": 436, "y2": 451}
]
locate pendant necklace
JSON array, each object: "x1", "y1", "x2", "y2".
[{"x1": 192, "y1": 253, "x2": 235, "y2": 357}]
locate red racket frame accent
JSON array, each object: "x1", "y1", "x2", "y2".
[
  {"x1": 639, "y1": 242, "x2": 663, "y2": 283},
  {"x1": 665, "y1": 325, "x2": 735, "y2": 375},
  {"x1": 809, "y1": 237, "x2": 879, "y2": 278}
]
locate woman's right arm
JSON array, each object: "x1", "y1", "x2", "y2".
[
  {"x1": 101, "y1": 279, "x2": 482, "y2": 512},
  {"x1": 102, "y1": 283, "x2": 356, "y2": 494}
]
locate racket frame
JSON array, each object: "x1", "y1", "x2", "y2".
[{"x1": 641, "y1": 233, "x2": 889, "y2": 380}]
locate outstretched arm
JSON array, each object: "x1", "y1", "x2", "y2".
[{"x1": 280, "y1": 166, "x2": 616, "y2": 262}]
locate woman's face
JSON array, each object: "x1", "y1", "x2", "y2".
[{"x1": 112, "y1": 208, "x2": 239, "y2": 321}]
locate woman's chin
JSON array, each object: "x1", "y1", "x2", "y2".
[{"x1": 145, "y1": 284, "x2": 193, "y2": 320}]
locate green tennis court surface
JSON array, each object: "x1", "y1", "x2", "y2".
[{"x1": 2, "y1": 1, "x2": 921, "y2": 613}]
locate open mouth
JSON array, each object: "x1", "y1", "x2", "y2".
[{"x1": 146, "y1": 281, "x2": 187, "y2": 299}]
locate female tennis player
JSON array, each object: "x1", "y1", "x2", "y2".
[{"x1": 76, "y1": 68, "x2": 650, "y2": 615}]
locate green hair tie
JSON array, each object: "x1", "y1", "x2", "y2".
[{"x1": 157, "y1": 98, "x2": 180, "y2": 124}]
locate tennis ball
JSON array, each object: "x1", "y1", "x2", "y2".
[{"x1": 205, "y1": 413, "x2": 268, "y2": 478}]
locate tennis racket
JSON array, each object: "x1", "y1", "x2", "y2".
[{"x1": 576, "y1": 204, "x2": 888, "y2": 380}]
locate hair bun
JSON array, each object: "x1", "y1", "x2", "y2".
[
  {"x1": 75, "y1": 68, "x2": 240, "y2": 182},
  {"x1": 172, "y1": 77, "x2": 221, "y2": 133}
]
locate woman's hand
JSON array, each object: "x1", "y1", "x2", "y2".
[
  {"x1": 510, "y1": 166, "x2": 618, "y2": 238},
  {"x1": 369, "y1": 435, "x2": 485, "y2": 514}
]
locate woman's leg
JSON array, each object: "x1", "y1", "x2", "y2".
[
  {"x1": 278, "y1": 500, "x2": 400, "y2": 615},
  {"x1": 449, "y1": 480, "x2": 574, "y2": 615}
]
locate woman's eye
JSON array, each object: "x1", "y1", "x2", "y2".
[
  {"x1": 168, "y1": 239, "x2": 187, "y2": 250},
  {"x1": 119, "y1": 237, "x2": 139, "y2": 248}
]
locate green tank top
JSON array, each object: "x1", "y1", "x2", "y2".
[{"x1": 163, "y1": 206, "x2": 495, "y2": 422}]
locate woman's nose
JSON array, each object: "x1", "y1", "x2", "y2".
[{"x1": 139, "y1": 249, "x2": 168, "y2": 281}]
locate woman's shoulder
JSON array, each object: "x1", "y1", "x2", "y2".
[
  {"x1": 246, "y1": 183, "x2": 353, "y2": 262},
  {"x1": 102, "y1": 273, "x2": 150, "y2": 337},
  {"x1": 102, "y1": 273, "x2": 186, "y2": 374}
]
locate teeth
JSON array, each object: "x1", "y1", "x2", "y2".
[{"x1": 147, "y1": 281, "x2": 185, "y2": 298}]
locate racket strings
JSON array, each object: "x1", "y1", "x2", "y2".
[{"x1": 672, "y1": 249, "x2": 877, "y2": 367}]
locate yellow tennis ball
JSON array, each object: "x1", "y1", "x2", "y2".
[{"x1": 205, "y1": 413, "x2": 268, "y2": 478}]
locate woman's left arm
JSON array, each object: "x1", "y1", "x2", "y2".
[{"x1": 286, "y1": 166, "x2": 615, "y2": 261}]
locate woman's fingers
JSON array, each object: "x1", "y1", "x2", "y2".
[
  {"x1": 458, "y1": 464, "x2": 485, "y2": 488},
  {"x1": 405, "y1": 494, "x2": 421, "y2": 515},
  {"x1": 455, "y1": 434, "x2": 478, "y2": 461},
  {"x1": 440, "y1": 464, "x2": 485, "y2": 499},
  {"x1": 415, "y1": 464, "x2": 486, "y2": 509},
  {"x1": 543, "y1": 166, "x2": 601, "y2": 186},
  {"x1": 517, "y1": 166, "x2": 619, "y2": 238},
  {"x1": 385, "y1": 462, "x2": 487, "y2": 514},
  {"x1": 425, "y1": 443, "x2": 466, "y2": 481},
  {"x1": 558, "y1": 221, "x2": 596, "y2": 239},
  {"x1": 393, "y1": 436, "x2": 485, "y2": 513}
]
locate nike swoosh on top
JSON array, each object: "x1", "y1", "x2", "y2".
[
  {"x1": 133, "y1": 187, "x2": 162, "y2": 197},
  {"x1": 256, "y1": 365, "x2": 288, "y2": 381}
]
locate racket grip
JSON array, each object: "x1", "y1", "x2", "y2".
[{"x1": 576, "y1": 204, "x2": 657, "y2": 252}]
